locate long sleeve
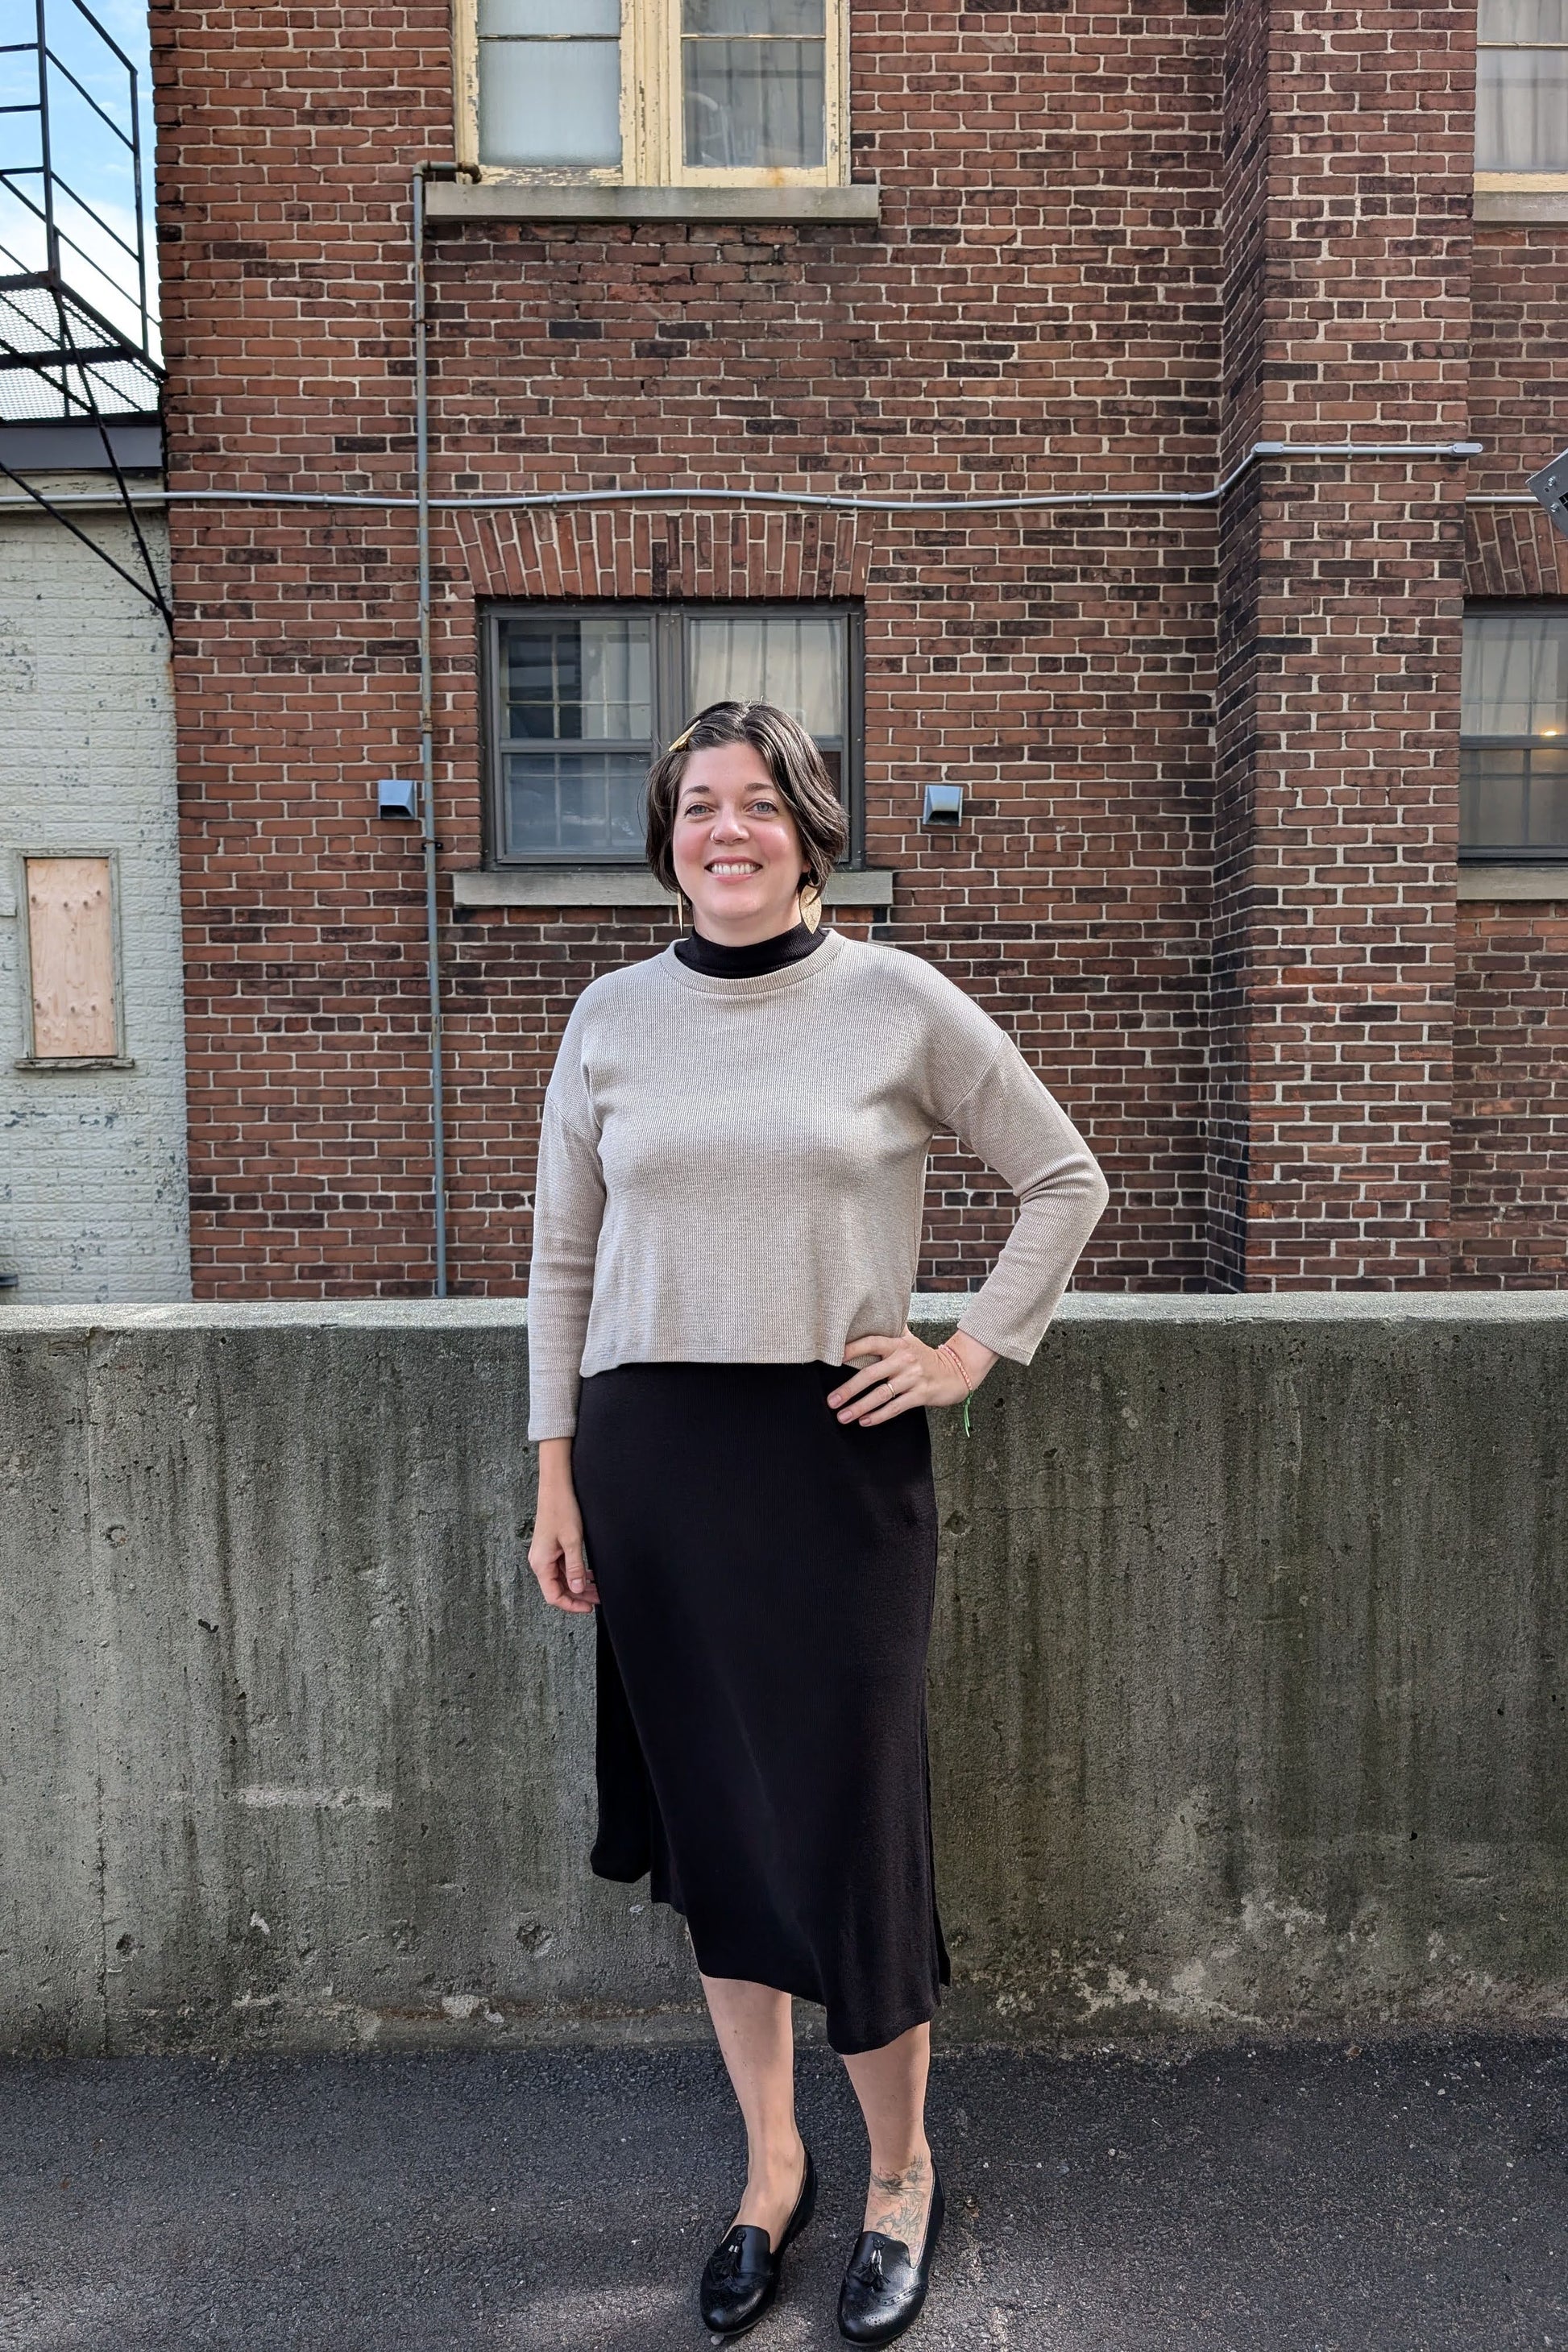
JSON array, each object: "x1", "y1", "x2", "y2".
[
  {"x1": 521, "y1": 933, "x2": 1108, "y2": 1410},
  {"x1": 527, "y1": 1089, "x2": 608, "y2": 1441},
  {"x1": 942, "y1": 1034, "x2": 1110, "y2": 1365}
]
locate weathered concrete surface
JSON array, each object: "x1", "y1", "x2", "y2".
[
  {"x1": 1, "y1": 2035, "x2": 1563, "y2": 2348},
  {"x1": 0, "y1": 1296, "x2": 1564, "y2": 2056}
]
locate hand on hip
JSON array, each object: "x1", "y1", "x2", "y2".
[{"x1": 826, "y1": 1329, "x2": 993, "y2": 1426}]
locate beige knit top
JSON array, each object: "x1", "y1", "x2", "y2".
[{"x1": 527, "y1": 927, "x2": 1110, "y2": 1441}]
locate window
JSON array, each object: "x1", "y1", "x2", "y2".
[
  {"x1": 1460, "y1": 607, "x2": 1568, "y2": 860},
  {"x1": 1477, "y1": 0, "x2": 1568, "y2": 172},
  {"x1": 483, "y1": 603, "x2": 862, "y2": 864},
  {"x1": 462, "y1": 0, "x2": 846, "y2": 187},
  {"x1": 18, "y1": 855, "x2": 125, "y2": 1063}
]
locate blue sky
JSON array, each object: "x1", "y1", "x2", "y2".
[{"x1": 1, "y1": 0, "x2": 158, "y2": 353}]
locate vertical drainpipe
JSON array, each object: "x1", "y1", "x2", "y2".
[{"x1": 413, "y1": 168, "x2": 450, "y2": 1296}]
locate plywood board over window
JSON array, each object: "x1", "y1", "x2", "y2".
[
  {"x1": 456, "y1": 0, "x2": 848, "y2": 189},
  {"x1": 20, "y1": 855, "x2": 124, "y2": 1062}
]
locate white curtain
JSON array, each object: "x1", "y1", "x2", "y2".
[
  {"x1": 687, "y1": 613, "x2": 844, "y2": 735},
  {"x1": 579, "y1": 619, "x2": 653, "y2": 741},
  {"x1": 479, "y1": 0, "x2": 621, "y2": 168},
  {"x1": 1477, "y1": 0, "x2": 1568, "y2": 170},
  {"x1": 1461, "y1": 610, "x2": 1568, "y2": 738}
]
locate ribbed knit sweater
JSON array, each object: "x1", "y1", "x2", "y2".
[{"x1": 527, "y1": 927, "x2": 1110, "y2": 1440}]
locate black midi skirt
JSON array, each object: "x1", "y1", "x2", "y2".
[{"x1": 571, "y1": 1359, "x2": 950, "y2": 2056}]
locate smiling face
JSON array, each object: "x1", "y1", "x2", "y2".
[{"x1": 670, "y1": 740, "x2": 807, "y2": 945}]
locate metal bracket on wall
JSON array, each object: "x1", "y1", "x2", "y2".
[{"x1": 1526, "y1": 446, "x2": 1568, "y2": 542}]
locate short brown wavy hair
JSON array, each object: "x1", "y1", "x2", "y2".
[{"x1": 644, "y1": 699, "x2": 848, "y2": 895}]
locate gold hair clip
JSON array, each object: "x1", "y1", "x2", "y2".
[{"x1": 666, "y1": 723, "x2": 696, "y2": 753}]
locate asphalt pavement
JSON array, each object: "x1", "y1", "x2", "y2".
[{"x1": 1, "y1": 2031, "x2": 1563, "y2": 2350}]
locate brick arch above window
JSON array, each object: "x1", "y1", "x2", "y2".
[
  {"x1": 1466, "y1": 504, "x2": 1568, "y2": 601},
  {"x1": 451, "y1": 504, "x2": 873, "y2": 606}
]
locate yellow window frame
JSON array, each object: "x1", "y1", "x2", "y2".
[{"x1": 454, "y1": 0, "x2": 848, "y2": 189}]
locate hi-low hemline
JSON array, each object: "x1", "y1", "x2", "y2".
[{"x1": 571, "y1": 1357, "x2": 950, "y2": 2058}]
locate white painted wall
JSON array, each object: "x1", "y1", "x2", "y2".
[{"x1": 0, "y1": 487, "x2": 190, "y2": 1301}]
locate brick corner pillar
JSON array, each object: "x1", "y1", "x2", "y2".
[{"x1": 1209, "y1": 0, "x2": 1474, "y2": 1288}]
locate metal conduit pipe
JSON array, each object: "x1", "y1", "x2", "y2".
[
  {"x1": 413, "y1": 168, "x2": 449, "y2": 1299},
  {"x1": 0, "y1": 423, "x2": 1495, "y2": 1296},
  {"x1": 0, "y1": 440, "x2": 1489, "y2": 516}
]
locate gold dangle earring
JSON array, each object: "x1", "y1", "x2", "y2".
[{"x1": 799, "y1": 875, "x2": 823, "y2": 933}]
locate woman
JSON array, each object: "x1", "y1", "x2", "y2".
[{"x1": 527, "y1": 701, "x2": 1108, "y2": 2346}]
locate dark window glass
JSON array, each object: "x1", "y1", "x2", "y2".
[
  {"x1": 485, "y1": 603, "x2": 861, "y2": 864},
  {"x1": 496, "y1": 615, "x2": 653, "y2": 857},
  {"x1": 1459, "y1": 606, "x2": 1568, "y2": 858}
]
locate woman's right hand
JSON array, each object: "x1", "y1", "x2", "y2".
[{"x1": 529, "y1": 1439, "x2": 600, "y2": 1615}]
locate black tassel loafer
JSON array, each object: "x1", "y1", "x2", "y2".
[
  {"x1": 699, "y1": 2145, "x2": 818, "y2": 2340},
  {"x1": 836, "y1": 2163, "x2": 945, "y2": 2346}
]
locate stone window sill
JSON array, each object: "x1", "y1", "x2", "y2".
[
  {"x1": 15, "y1": 1054, "x2": 135, "y2": 1072},
  {"x1": 1474, "y1": 175, "x2": 1568, "y2": 224},
  {"x1": 425, "y1": 180, "x2": 881, "y2": 226},
  {"x1": 1457, "y1": 864, "x2": 1568, "y2": 901},
  {"x1": 453, "y1": 867, "x2": 895, "y2": 911}
]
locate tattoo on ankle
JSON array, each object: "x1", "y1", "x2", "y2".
[{"x1": 868, "y1": 2152, "x2": 931, "y2": 2247}]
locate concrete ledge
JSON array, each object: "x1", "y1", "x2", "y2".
[
  {"x1": 425, "y1": 180, "x2": 881, "y2": 226},
  {"x1": 2, "y1": 1296, "x2": 1564, "y2": 2056},
  {"x1": 1458, "y1": 863, "x2": 1568, "y2": 900},
  {"x1": 14, "y1": 1054, "x2": 137, "y2": 1072},
  {"x1": 1475, "y1": 186, "x2": 1568, "y2": 223},
  {"x1": 6, "y1": 1290, "x2": 1568, "y2": 1333},
  {"x1": 453, "y1": 866, "x2": 896, "y2": 910}
]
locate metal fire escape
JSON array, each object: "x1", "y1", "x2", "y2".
[{"x1": 0, "y1": 0, "x2": 168, "y2": 624}]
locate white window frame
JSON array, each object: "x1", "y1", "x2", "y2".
[{"x1": 454, "y1": 0, "x2": 849, "y2": 189}]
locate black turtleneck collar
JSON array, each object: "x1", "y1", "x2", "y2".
[{"x1": 674, "y1": 919, "x2": 828, "y2": 979}]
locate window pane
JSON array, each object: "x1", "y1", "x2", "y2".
[
  {"x1": 1479, "y1": 0, "x2": 1568, "y2": 42},
  {"x1": 684, "y1": 0, "x2": 823, "y2": 31},
  {"x1": 479, "y1": 0, "x2": 618, "y2": 29},
  {"x1": 1476, "y1": 48, "x2": 1568, "y2": 170},
  {"x1": 25, "y1": 856, "x2": 116, "y2": 1057},
  {"x1": 501, "y1": 616, "x2": 652, "y2": 742},
  {"x1": 504, "y1": 749, "x2": 649, "y2": 856},
  {"x1": 686, "y1": 612, "x2": 844, "y2": 739},
  {"x1": 478, "y1": 10, "x2": 620, "y2": 168},
  {"x1": 683, "y1": 30, "x2": 825, "y2": 168},
  {"x1": 497, "y1": 614, "x2": 653, "y2": 857},
  {"x1": 1461, "y1": 748, "x2": 1529, "y2": 851},
  {"x1": 1525, "y1": 746, "x2": 1568, "y2": 847},
  {"x1": 1460, "y1": 608, "x2": 1568, "y2": 738}
]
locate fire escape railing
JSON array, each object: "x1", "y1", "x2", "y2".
[{"x1": 0, "y1": 0, "x2": 168, "y2": 624}]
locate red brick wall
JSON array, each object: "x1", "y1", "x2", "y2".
[
  {"x1": 1209, "y1": 0, "x2": 1472, "y2": 1288},
  {"x1": 149, "y1": 0, "x2": 1566, "y2": 1297},
  {"x1": 1454, "y1": 903, "x2": 1568, "y2": 1283},
  {"x1": 151, "y1": 0, "x2": 1221, "y2": 1296}
]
